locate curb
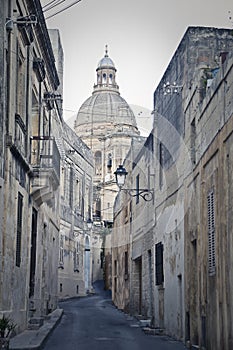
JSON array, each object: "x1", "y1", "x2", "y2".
[{"x1": 9, "y1": 309, "x2": 63, "y2": 350}]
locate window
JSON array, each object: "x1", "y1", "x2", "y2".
[
  {"x1": 136, "y1": 174, "x2": 140, "y2": 204},
  {"x1": 16, "y1": 192, "x2": 23, "y2": 267},
  {"x1": 107, "y1": 153, "x2": 112, "y2": 170},
  {"x1": 190, "y1": 118, "x2": 196, "y2": 164},
  {"x1": 16, "y1": 46, "x2": 26, "y2": 119},
  {"x1": 59, "y1": 235, "x2": 64, "y2": 266},
  {"x1": 124, "y1": 251, "x2": 128, "y2": 275},
  {"x1": 74, "y1": 241, "x2": 80, "y2": 272},
  {"x1": 159, "y1": 142, "x2": 164, "y2": 189},
  {"x1": 155, "y1": 242, "x2": 164, "y2": 285},
  {"x1": 207, "y1": 190, "x2": 216, "y2": 276},
  {"x1": 69, "y1": 167, "x2": 74, "y2": 207},
  {"x1": 95, "y1": 151, "x2": 102, "y2": 175},
  {"x1": 29, "y1": 208, "x2": 38, "y2": 297}
]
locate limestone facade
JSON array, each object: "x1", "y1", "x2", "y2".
[
  {"x1": 112, "y1": 26, "x2": 233, "y2": 349},
  {"x1": 183, "y1": 43, "x2": 233, "y2": 350},
  {"x1": 0, "y1": 0, "x2": 61, "y2": 332},
  {"x1": 58, "y1": 123, "x2": 94, "y2": 298},
  {"x1": 0, "y1": 0, "x2": 94, "y2": 335},
  {"x1": 74, "y1": 48, "x2": 141, "y2": 287}
]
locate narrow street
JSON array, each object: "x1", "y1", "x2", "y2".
[{"x1": 43, "y1": 282, "x2": 186, "y2": 350}]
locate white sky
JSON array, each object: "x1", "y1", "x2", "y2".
[{"x1": 42, "y1": 0, "x2": 233, "y2": 121}]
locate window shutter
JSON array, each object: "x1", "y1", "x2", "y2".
[
  {"x1": 207, "y1": 190, "x2": 216, "y2": 276},
  {"x1": 16, "y1": 193, "x2": 23, "y2": 267}
]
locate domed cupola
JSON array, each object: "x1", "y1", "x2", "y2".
[
  {"x1": 94, "y1": 45, "x2": 119, "y2": 94},
  {"x1": 74, "y1": 46, "x2": 139, "y2": 139}
]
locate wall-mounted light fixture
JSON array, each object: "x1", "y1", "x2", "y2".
[
  {"x1": 163, "y1": 82, "x2": 183, "y2": 95},
  {"x1": 114, "y1": 165, "x2": 154, "y2": 202}
]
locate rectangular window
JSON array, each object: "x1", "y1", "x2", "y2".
[
  {"x1": 155, "y1": 242, "x2": 164, "y2": 285},
  {"x1": 190, "y1": 118, "x2": 196, "y2": 165},
  {"x1": 74, "y1": 241, "x2": 80, "y2": 271},
  {"x1": 16, "y1": 47, "x2": 26, "y2": 119},
  {"x1": 124, "y1": 251, "x2": 128, "y2": 275},
  {"x1": 207, "y1": 190, "x2": 216, "y2": 276},
  {"x1": 159, "y1": 143, "x2": 164, "y2": 189},
  {"x1": 59, "y1": 235, "x2": 64, "y2": 265},
  {"x1": 69, "y1": 167, "x2": 74, "y2": 207},
  {"x1": 29, "y1": 208, "x2": 38, "y2": 297},
  {"x1": 136, "y1": 174, "x2": 140, "y2": 204},
  {"x1": 16, "y1": 192, "x2": 23, "y2": 267}
]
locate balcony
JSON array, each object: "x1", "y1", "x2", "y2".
[{"x1": 30, "y1": 136, "x2": 60, "y2": 206}]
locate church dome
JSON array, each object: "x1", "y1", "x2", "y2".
[
  {"x1": 75, "y1": 92, "x2": 138, "y2": 129},
  {"x1": 97, "y1": 56, "x2": 115, "y2": 70},
  {"x1": 97, "y1": 45, "x2": 116, "y2": 70},
  {"x1": 74, "y1": 46, "x2": 139, "y2": 137}
]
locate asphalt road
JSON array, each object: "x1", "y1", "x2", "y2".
[{"x1": 43, "y1": 282, "x2": 187, "y2": 350}]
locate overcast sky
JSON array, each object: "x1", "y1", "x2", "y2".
[{"x1": 42, "y1": 0, "x2": 233, "y2": 121}]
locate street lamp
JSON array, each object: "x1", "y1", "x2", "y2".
[{"x1": 114, "y1": 165, "x2": 154, "y2": 202}]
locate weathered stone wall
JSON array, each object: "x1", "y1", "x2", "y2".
[{"x1": 184, "y1": 50, "x2": 233, "y2": 349}]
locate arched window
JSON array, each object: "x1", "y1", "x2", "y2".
[
  {"x1": 107, "y1": 153, "x2": 112, "y2": 169},
  {"x1": 103, "y1": 73, "x2": 107, "y2": 84},
  {"x1": 109, "y1": 73, "x2": 113, "y2": 84},
  {"x1": 95, "y1": 151, "x2": 102, "y2": 175}
]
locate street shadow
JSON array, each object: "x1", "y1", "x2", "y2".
[{"x1": 92, "y1": 280, "x2": 112, "y2": 300}]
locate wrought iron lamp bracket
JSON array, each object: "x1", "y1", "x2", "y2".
[{"x1": 120, "y1": 188, "x2": 154, "y2": 202}]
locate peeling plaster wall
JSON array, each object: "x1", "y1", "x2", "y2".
[{"x1": 154, "y1": 199, "x2": 185, "y2": 339}]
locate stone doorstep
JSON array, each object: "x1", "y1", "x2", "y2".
[
  {"x1": 139, "y1": 319, "x2": 151, "y2": 327},
  {"x1": 9, "y1": 309, "x2": 63, "y2": 350},
  {"x1": 143, "y1": 327, "x2": 165, "y2": 335},
  {"x1": 28, "y1": 318, "x2": 44, "y2": 330}
]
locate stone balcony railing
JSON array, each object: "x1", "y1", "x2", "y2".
[{"x1": 30, "y1": 136, "x2": 60, "y2": 206}]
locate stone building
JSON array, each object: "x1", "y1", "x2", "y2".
[
  {"x1": 154, "y1": 26, "x2": 233, "y2": 348},
  {"x1": 74, "y1": 47, "x2": 140, "y2": 286},
  {"x1": 48, "y1": 28, "x2": 94, "y2": 299},
  {"x1": 0, "y1": 0, "x2": 62, "y2": 332},
  {"x1": 58, "y1": 122, "x2": 94, "y2": 298},
  {"x1": 183, "y1": 35, "x2": 233, "y2": 349},
  {"x1": 0, "y1": 0, "x2": 94, "y2": 335},
  {"x1": 112, "y1": 26, "x2": 233, "y2": 349},
  {"x1": 74, "y1": 46, "x2": 140, "y2": 226}
]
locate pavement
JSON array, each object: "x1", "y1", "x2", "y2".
[
  {"x1": 9, "y1": 282, "x2": 106, "y2": 350},
  {"x1": 9, "y1": 309, "x2": 63, "y2": 350}
]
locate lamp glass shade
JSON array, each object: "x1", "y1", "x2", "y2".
[{"x1": 114, "y1": 165, "x2": 128, "y2": 188}]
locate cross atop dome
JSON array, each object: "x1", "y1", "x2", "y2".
[
  {"x1": 105, "y1": 44, "x2": 108, "y2": 57},
  {"x1": 95, "y1": 46, "x2": 118, "y2": 93}
]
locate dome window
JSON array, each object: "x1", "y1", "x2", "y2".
[
  {"x1": 109, "y1": 74, "x2": 113, "y2": 84},
  {"x1": 103, "y1": 73, "x2": 107, "y2": 84},
  {"x1": 95, "y1": 151, "x2": 102, "y2": 175},
  {"x1": 107, "y1": 153, "x2": 112, "y2": 169}
]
